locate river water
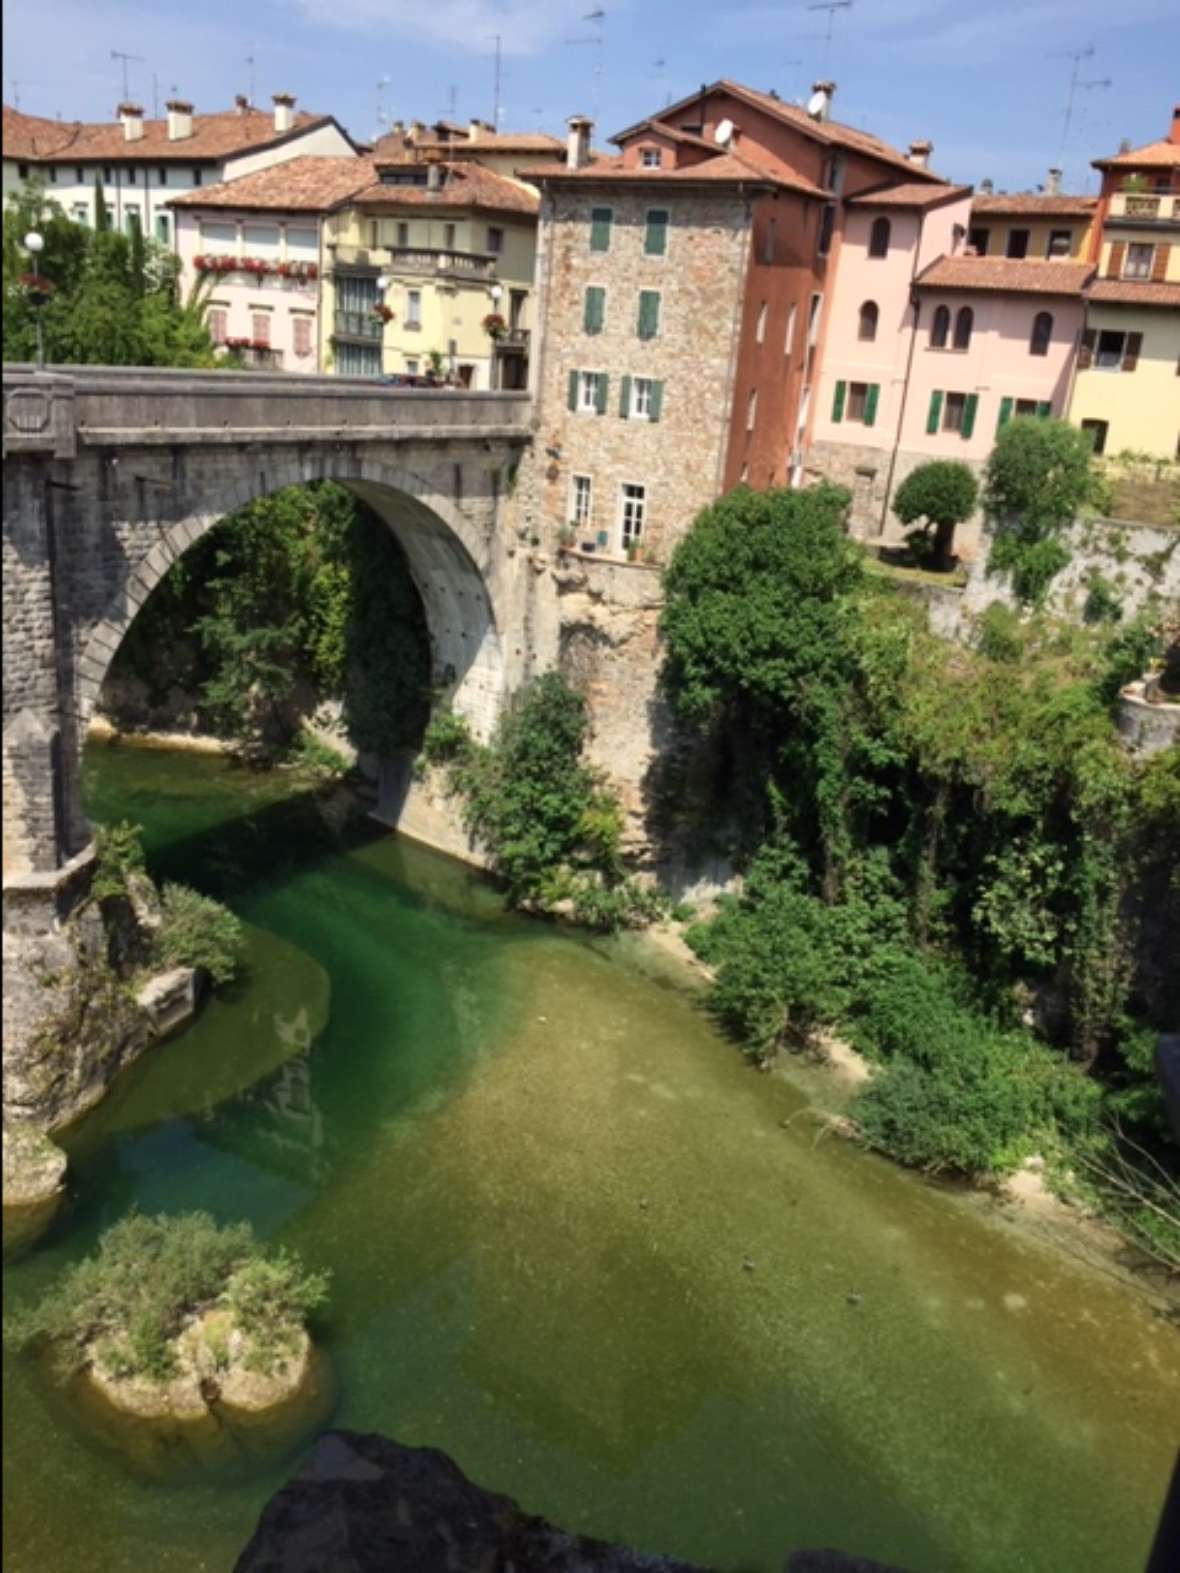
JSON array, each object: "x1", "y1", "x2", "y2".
[{"x1": 3, "y1": 741, "x2": 1177, "y2": 1573}]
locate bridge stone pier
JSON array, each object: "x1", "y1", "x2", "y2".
[{"x1": 2, "y1": 365, "x2": 542, "y2": 897}]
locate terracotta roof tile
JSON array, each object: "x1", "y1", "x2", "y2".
[
  {"x1": 1085, "y1": 278, "x2": 1180, "y2": 307},
  {"x1": 848, "y1": 181, "x2": 970, "y2": 209},
  {"x1": 971, "y1": 193, "x2": 1097, "y2": 217},
  {"x1": 348, "y1": 162, "x2": 539, "y2": 216},
  {"x1": 376, "y1": 129, "x2": 564, "y2": 158},
  {"x1": 169, "y1": 156, "x2": 374, "y2": 212},
  {"x1": 2, "y1": 105, "x2": 76, "y2": 158},
  {"x1": 3, "y1": 103, "x2": 338, "y2": 164},
  {"x1": 520, "y1": 146, "x2": 825, "y2": 198},
  {"x1": 1093, "y1": 138, "x2": 1180, "y2": 170},
  {"x1": 915, "y1": 256, "x2": 1094, "y2": 295}
]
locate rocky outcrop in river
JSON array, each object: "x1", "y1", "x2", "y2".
[{"x1": 234, "y1": 1429, "x2": 913, "y2": 1573}]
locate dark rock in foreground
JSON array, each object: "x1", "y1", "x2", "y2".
[{"x1": 234, "y1": 1428, "x2": 911, "y2": 1573}]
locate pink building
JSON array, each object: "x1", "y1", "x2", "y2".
[
  {"x1": 812, "y1": 249, "x2": 1092, "y2": 553},
  {"x1": 171, "y1": 157, "x2": 373, "y2": 372}
]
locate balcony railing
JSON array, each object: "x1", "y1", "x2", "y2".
[
  {"x1": 1108, "y1": 193, "x2": 1178, "y2": 224},
  {"x1": 334, "y1": 310, "x2": 383, "y2": 341},
  {"x1": 494, "y1": 327, "x2": 531, "y2": 350},
  {"x1": 330, "y1": 243, "x2": 497, "y2": 280}
]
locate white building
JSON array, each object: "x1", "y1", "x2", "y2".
[{"x1": 2, "y1": 95, "x2": 358, "y2": 249}]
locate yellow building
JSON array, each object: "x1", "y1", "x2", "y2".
[
  {"x1": 322, "y1": 158, "x2": 539, "y2": 387},
  {"x1": 1068, "y1": 190, "x2": 1180, "y2": 460},
  {"x1": 968, "y1": 189, "x2": 1097, "y2": 261}
]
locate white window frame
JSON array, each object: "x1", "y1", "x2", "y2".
[
  {"x1": 570, "y1": 473, "x2": 593, "y2": 527},
  {"x1": 641, "y1": 147, "x2": 661, "y2": 168},
  {"x1": 578, "y1": 370, "x2": 602, "y2": 413},
  {"x1": 784, "y1": 302, "x2": 797, "y2": 356},
  {"x1": 619, "y1": 482, "x2": 647, "y2": 549},
  {"x1": 1124, "y1": 243, "x2": 1154, "y2": 280},
  {"x1": 405, "y1": 356, "x2": 420, "y2": 374},
  {"x1": 631, "y1": 376, "x2": 654, "y2": 420},
  {"x1": 405, "y1": 287, "x2": 422, "y2": 329}
]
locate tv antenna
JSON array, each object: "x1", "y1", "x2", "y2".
[
  {"x1": 375, "y1": 74, "x2": 391, "y2": 140},
  {"x1": 244, "y1": 47, "x2": 256, "y2": 107},
  {"x1": 1049, "y1": 44, "x2": 1096, "y2": 157},
  {"x1": 110, "y1": 49, "x2": 145, "y2": 103},
  {"x1": 651, "y1": 57, "x2": 671, "y2": 107},
  {"x1": 564, "y1": 8, "x2": 607, "y2": 124},
  {"x1": 804, "y1": 1, "x2": 852, "y2": 75},
  {"x1": 486, "y1": 35, "x2": 503, "y2": 129}
]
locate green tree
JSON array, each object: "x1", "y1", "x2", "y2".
[
  {"x1": 891, "y1": 460, "x2": 979, "y2": 568},
  {"x1": 984, "y1": 418, "x2": 1099, "y2": 604}
]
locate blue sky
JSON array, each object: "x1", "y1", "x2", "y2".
[{"x1": 4, "y1": 0, "x2": 1178, "y2": 192}]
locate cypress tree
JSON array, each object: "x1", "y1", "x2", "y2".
[{"x1": 93, "y1": 178, "x2": 110, "y2": 232}]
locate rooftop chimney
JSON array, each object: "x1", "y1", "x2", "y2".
[
  {"x1": 1045, "y1": 167, "x2": 1062, "y2": 196},
  {"x1": 1117, "y1": 137, "x2": 1132, "y2": 154},
  {"x1": 426, "y1": 155, "x2": 444, "y2": 192},
  {"x1": 979, "y1": 177, "x2": 994, "y2": 195},
  {"x1": 1171, "y1": 105, "x2": 1180, "y2": 145},
  {"x1": 468, "y1": 118, "x2": 483, "y2": 144},
  {"x1": 272, "y1": 92, "x2": 295, "y2": 134},
  {"x1": 809, "y1": 81, "x2": 836, "y2": 123},
  {"x1": 117, "y1": 102, "x2": 144, "y2": 142},
  {"x1": 408, "y1": 120, "x2": 425, "y2": 142},
  {"x1": 566, "y1": 114, "x2": 593, "y2": 170},
  {"x1": 907, "y1": 138, "x2": 933, "y2": 169},
  {"x1": 165, "y1": 100, "x2": 193, "y2": 141},
  {"x1": 235, "y1": 93, "x2": 250, "y2": 115}
]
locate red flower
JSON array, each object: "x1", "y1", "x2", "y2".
[{"x1": 18, "y1": 272, "x2": 55, "y2": 294}]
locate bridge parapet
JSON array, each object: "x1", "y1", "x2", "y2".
[{"x1": 2, "y1": 365, "x2": 531, "y2": 452}]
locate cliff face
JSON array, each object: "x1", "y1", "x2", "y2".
[{"x1": 234, "y1": 1429, "x2": 912, "y2": 1573}]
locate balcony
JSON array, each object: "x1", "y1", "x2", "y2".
[
  {"x1": 330, "y1": 243, "x2": 497, "y2": 281},
  {"x1": 334, "y1": 310, "x2": 383, "y2": 342},
  {"x1": 494, "y1": 327, "x2": 531, "y2": 351},
  {"x1": 1107, "y1": 192, "x2": 1179, "y2": 226}
]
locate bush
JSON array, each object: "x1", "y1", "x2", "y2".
[
  {"x1": 892, "y1": 461, "x2": 979, "y2": 567},
  {"x1": 91, "y1": 820, "x2": 147, "y2": 902},
  {"x1": 4, "y1": 1212, "x2": 328, "y2": 1382},
  {"x1": 420, "y1": 706, "x2": 475, "y2": 766},
  {"x1": 984, "y1": 418, "x2": 1098, "y2": 536},
  {"x1": 988, "y1": 531, "x2": 1072, "y2": 607},
  {"x1": 976, "y1": 602, "x2": 1025, "y2": 664},
  {"x1": 1093, "y1": 615, "x2": 1161, "y2": 706},
  {"x1": 1083, "y1": 574, "x2": 1123, "y2": 625},
  {"x1": 155, "y1": 883, "x2": 244, "y2": 985}
]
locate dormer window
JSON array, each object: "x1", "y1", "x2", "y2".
[{"x1": 640, "y1": 146, "x2": 661, "y2": 169}]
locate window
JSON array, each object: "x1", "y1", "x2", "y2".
[
  {"x1": 76, "y1": 166, "x2": 85, "y2": 183},
  {"x1": 806, "y1": 292, "x2": 823, "y2": 345},
  {"x1": 869, "y1": 216, "x2": 890, "y2": 258},
  {"x1": 762, "y1": 218, "x2": 777, "y2": 265},
  {"x1": 487, "y1": 226, "x2": 504, "y2": 254},
  {"x1": 747, "y1": 388, "x2": 758, "y2": 432},
  {"x1": 444, "y1": 223, "x2": 456, "y2": 249},
  {"x1": 590, "y1": 206, "x2": 613, "y2": 252},
  {"x1": 858, "y1": 300, "x2": 879, "y2": 342},
  {"x1": 336, "y1": 342, "x2": 381, "y2": 377},
  {"x1": 293, "y1": 316, "x2": 313, "y2": 358},
  {"x1": 103, "y1": 166, "x2": 113, "y2": 182},
  {"x1": 943, "y1": 391, "x2": 967, "y2": 432},
  {"x1": 158, "y1": 168, "x2": 167, "y2": 186},
  {"x1": 784, "y1": 303, "x2": 797, "y2": 355},
  {"x1": 569, "y1": 369, "x2": 607, "y2": 414},
  {"x1": 630, "y1": 376, "x2": 661, "y2": 419},
  {"x1": 73, "y1": 204, "x2": 89, "y2": 226},
  {"x1": 925, "y1": 389, "x2": 978, "y2": 437},
  {"x1": 509, "y1": 288, "x2": 526, "y2": 328},
  {"x1": 1006, "y1": 228, "x2": 1029, "y2": 259},
  {"x1": 209, "y1": 309, "x2": 228, "y2": 345},
  {"x1": 583, "y1": 285, "x2": 606, "y2": 334},
  {"x1": 620, "y1": 483, "x2": 646, "y2": 549},
  {"x1": 968, "y1": 225, "x2": 989, "y2": 256},
  {"x1": 953, "y1": 306, "x2": 973, "y2": 351},
  {"x1": 124, "y1": 210, "x2": 140, "y2": 236},
  {"x1": 338, "y1": 275, "x2": 378, "y2": 314},
  {"x1": 818, "y1": 202, "x2": 836, "y2": 257},
  {"x1": 1092, "y1": 329, "x2": 1143, "y2": 371},
  {"x1": 571, "y1": 474, "x2": 593, "y2": 527},
  {"x1": 1125, "y1": 243, "x2": 1154, "y2": 280},
  {"x1": 1029, "y1": 311, "x2": 1053, "y2": 356},
  {"x1": 18, "y1": 162, "x2": 29, "y2": 179},
  {"x1": 831, "y1": 379, "x2": 880, "y2": 427},
  {"x1": 367, "y1": 220, "x2": 379, "y2": 248},
  {"x1": 405, "y1": 288, "x2": 422, "y2": 329},
  {"x1": 192, "y1": 168, "x2": 202, "y2": 186},
  {"x1": 405, "y1": 357, "x2": 419, "y2": 375},
  {"x1": 995, "y1": 396, "x2": 1051, "y2": 430},
  {"x1": 821, "y1": 153, "x2": 839, "y2": 190},
  {"x1": 1046, "y1": 229, "x2": 1071, "y2": 258},
  {"x1": 251, "y1": 313, "x2": 271, "y2": 346},
  {"x1": 154, "y1": 214, "x2": 169, "y2": 245},
  {"x1": 127, "y1": 167, "x2": 136, "y2": 184},
  {"x1": 396, "y1": 222, "x2": 410, "y2": 248},
  {"x1": 637, "y1": 289, "x2": 661, "y2": 340},
  {"x1": 644, "y1": 208, "x2": 668, "y2": 256},
  {"x1": 755, "y1": 301, "x2": 768, "y2": 343},
  {"x1": 1080, "y1": 418, "x2": 1108, "y2": 456},
  {"x1": 641, "y1": 147, "x2": 661, "y2": 168},
  {"x1": 931, "y1": 304, "x2": 950, "y2": 348}
]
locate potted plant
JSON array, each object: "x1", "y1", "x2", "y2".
[
  {"x1": 626, "y1": 541, "x2": 644, "y2": 564},
  {"x1": 558, "y1": 524, "x2": 576, "y2": 548},
  {"x1": 373, "y1": 303, "x2": 394, "y2": 323},
  {"x1": 482, "y1": 311, "x2": 507, "y2": 340}
]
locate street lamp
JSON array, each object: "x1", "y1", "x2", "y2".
[{"x1": 24, "y1": 230, "x2": 46, "y2": 368}]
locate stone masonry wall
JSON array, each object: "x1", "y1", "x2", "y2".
[{"x1": 808, "y1": 438, "x2": 988, "y2": 560}]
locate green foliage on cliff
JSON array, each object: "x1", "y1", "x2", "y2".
[
  {"x1": 2, "y1": 181, "x2": 217, "y2": 367},
  {"x1": 983, "y1": 419, "x2": 1104, "y2": 605},
  {"x1": 155, "y1": 884, "x2": 244, "y2": 985},
  {"x1": 662, "y1": 483, "x2": 1178, "y2": 1183},
  {"x1": 4, "y1": 1212, "x2": 329, "y2": 1382}
]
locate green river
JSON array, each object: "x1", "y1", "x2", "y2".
[{"x1": 3, "y1": 740, "x2": 1177, "y2": 1572}]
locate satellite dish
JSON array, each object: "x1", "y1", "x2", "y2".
[
  {"x1": 806, "y1": 89, "x2": 827, "y2": 118},
  {"x1": 714, "y1": 117, "x2": 735, "y2": 146}
]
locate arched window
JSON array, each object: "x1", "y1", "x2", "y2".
[
  {"x1": 1030, "y1": 310, "x2": 1053, "y2": 356},
  {"x1": 954, "y1": 306, "x2": 974, "y2": 350},
  {"x1": 931, "y1": 304, "x2": 950, "y2": 348},
  {"x1": 869, "y1": 216, "x2": 891, "y2": 258},
  {"x1": 858, "y1": 300, "x2": 879, "y2": 342}
]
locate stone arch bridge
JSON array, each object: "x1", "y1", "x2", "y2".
[{"x1": 2, "y1": 365, "x2": 542, "y2": 897}]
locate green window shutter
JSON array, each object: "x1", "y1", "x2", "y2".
[
  {"x1": 997, "y1": 396, "x2": 1014, "y2": 432},
  {"x1": 595, "y1": 373, "x2": 609, "y2": 415},
  {"x1": 645, "y1": 209, "x2": 668, "y2": 256},
  {"x1": 1036, "y1": 400, "x2": 1051, "y2": 418},
  {"x1": 961, "y1": 393, "x2": 978, "y2": 439},
  {"x1": 584, "y1": 285, "x2": 604, "y2": 334},
  {"x1": 926, "y1": 389, "x2": 943, "y2": 434},
  {"x1": 619, "y1": 374, "x2": 631, "y2": 417},
  {"x1": 864, "y1": 383, "x2": 880, "y2": 428},
  {"x1": 649, "y1": 380, "x2": 664, "y2": 422},
  {"x1": 567, "y1": 369, "x2": 579, "y2": 411},
  {"x1": 831, "y1": 380, "x2": 846, "y2": 422},
  {"x1": 590, "y1": 207, "x2": 612, "y2": 251},
  {"x1": 638, "y1": 290, "x2": 660, "y2": 340}
]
